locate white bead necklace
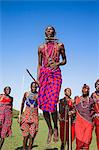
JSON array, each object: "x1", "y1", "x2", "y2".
[{"x1": 80, "y1": 96, "x2": 89, "y2": 108}]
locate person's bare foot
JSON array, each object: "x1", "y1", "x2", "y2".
[
  {"x1": 60, "y1": 143, "x2": 64, "y2": 150},
  {"x1": 47, "y1": 129, "x2": 53, "y2": 144},
  {"x1": 53, "y1": 128, "x2": 59, "y2": 143}
]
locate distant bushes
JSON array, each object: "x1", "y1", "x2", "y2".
[
  {"x1": 13, "y1": 109, "x2": 19, "y2": 118},
  {"x1": 39, "y1": 113, "x2": 44, "y2": 120}
]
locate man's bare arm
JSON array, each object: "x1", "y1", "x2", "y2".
[
  {"x1": 37, "y1": 46, "x2": 43, "y2": 80},
  {"x1": 20, "y1": 92, "x2": 28, "y2": 115},
  {"x1": 58, "y1": 43, "x2": 67, "y2": 66}
]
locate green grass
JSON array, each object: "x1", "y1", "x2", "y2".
[{"x1": 2, "y1": 118, "x2": 97, "y2": 150}]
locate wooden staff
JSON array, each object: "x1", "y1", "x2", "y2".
[
  {"x1": 64, "y1": 107, "x2": 66, "y2": 148},
  {"x1": 68, "y1": 113, "x2": 72, "y2": 150},
  {"x1": 64, "y1": 106, "x2": 68, "y2": 150},
  {"x1": 26, "y1": 69, "x2": 39, "y2": 86}
]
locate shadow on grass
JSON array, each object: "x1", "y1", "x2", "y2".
[
  {"x1": 15, "y1": 145, "x2": 38, "y2": 150},
  {"x1": 45, "y1": 148, "x2": 58, "y2": 150}
]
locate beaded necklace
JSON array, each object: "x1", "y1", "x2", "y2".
[
  {"x1": 80, "y1": 96, "x2": 89, "y2": 108},
  {"x1": 93, "y1": 92, "x2": 99, "y2": 102},
  {"x1": 44, "y1": 42, "x2": 58, "y2": 65}
]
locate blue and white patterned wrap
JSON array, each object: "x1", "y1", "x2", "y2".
[{"x1": 26, "y1": 92, "x2": 38, "y2": 108}]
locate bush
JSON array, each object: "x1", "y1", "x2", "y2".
[{"x1": 13, "y1": 109, "x2": 19, "y2": 118}]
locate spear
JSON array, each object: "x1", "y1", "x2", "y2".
[{"x1": 26, "y1": 69, "x2": 39, "y2": 86}]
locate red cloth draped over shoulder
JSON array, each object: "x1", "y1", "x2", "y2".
[
  {"x1": 75, "y1": 96, "x2": 93, "y2": 144},
  {"x1": 93, "y1": 92, "x2": 99, "y2": 125},
  {"x1": 0, "y1": 94, "x2": 11, "y2": 103},
  {"x1": 38, "y1": 42, "x2": 62, "y2": 112}
]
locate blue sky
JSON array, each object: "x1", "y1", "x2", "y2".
[{"x1": 0, "y1": 1, "x2": 99, "y2": 110}]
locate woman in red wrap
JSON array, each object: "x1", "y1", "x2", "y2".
[
  {"x1": 59, "y1": 88, "x2": 75, "y2": 150},
  {"x1": 75, "y1": 84, "x2": 94, "y2": 150},
  {"x1": 19, "y1": 82, "x2": 38, "y2": 150},
  {"x1": 91, "y1": 79, "x2": 99, "y2": 150},
  {"x1": 0, "y1": 86, "x2": 13, "y2": 149},
  {"x1": 37, "y1": 26, "x2": 67, "y2": 144}
]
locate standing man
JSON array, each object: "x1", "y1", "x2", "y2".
[
  {"x1": 75, "y1": 84, "x2": 94, "y2": 150},
  {"x1": 59, "y1": 88, "x2": 75, "y2": 150},
  {"x1": 19, "y1": 82, "x2": 38, "y2": 150},
  {"x1": 37, "y1": 26, "x2": 67, "y2": 144},
  {"x1": 91, "y1": 79, "x2": 99, "y2": 150},
  {"x1": 0, "y1": 86, "x2": 13, "y2": 149}
]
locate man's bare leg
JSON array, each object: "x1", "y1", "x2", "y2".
[
  {"x1": 0, "y1": 138, "x2": 4, "y2": 150},
  {"x1": 23, "y1": 136, "x2": 29, "y2": 150},
  {"x1": 28, "y1": 136, "x2": 34, "y2": 150},
  {"x1": 51, "y1": 110, "x2": 59, "y2": 143},
  {"x1": 43, "y1": 111, "x2": 53, "y2": 144}
]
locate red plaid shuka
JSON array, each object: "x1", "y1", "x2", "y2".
[
  {"x1": 75, "y1": 96, "x2": 94, "y2": 150},
  {"x1": 0, "y1": 94, "x2": 13, "y2": 138},
  {"x1": 91, "y1": 92, "x2": 99, "y2": 150},
  {"x1": 38, "y1": 67, "x2": 62, "y2": 112},
  {"x1": 20, "y1": 106, "x2": 38, "y2": 137},
  {"x1": 38, "y1": 42, "x2": 62, "y2": 112}
]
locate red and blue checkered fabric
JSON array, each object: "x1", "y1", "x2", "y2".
[{"x1": 38, "y1": 67, "x2": 62, "y2": 112}]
